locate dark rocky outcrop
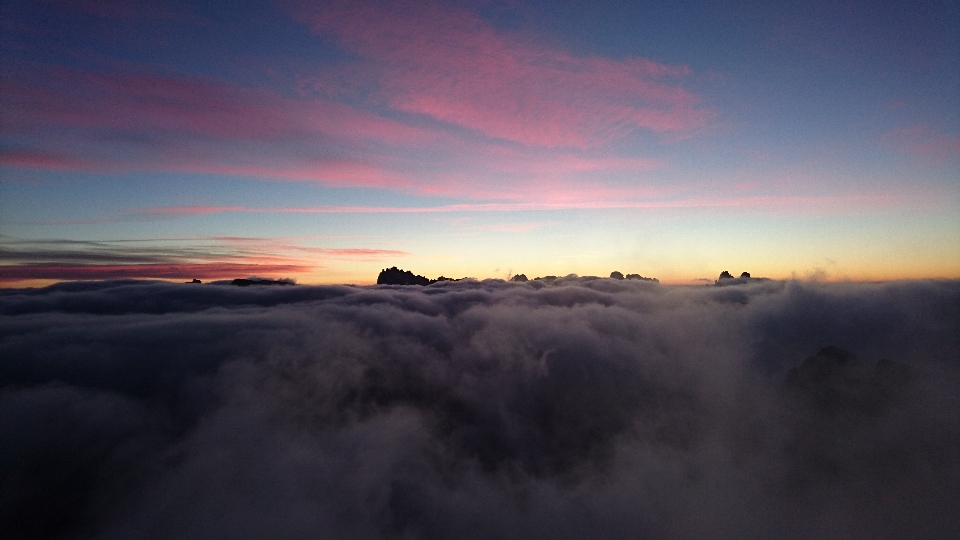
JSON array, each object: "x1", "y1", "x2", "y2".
[
  {"x1": 231, "y1": 278, "x2": 294, "y2": 287},
  {"x1": 376, "y1": 267, "x2": 464, "y2": 286},
  {"x1": 625, "y1": 274, "x2": 659, "y2": 283},
  {"x1": 374, "y1": 269, "x2": 661, "y2": 285},
  {"x1": 714, "y1": 271, "x2": 768, "y2": 286},
  {"x1": 377, "y1": 267, "x2": 430, "y2": 286}
]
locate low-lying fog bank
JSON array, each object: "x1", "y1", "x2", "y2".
[{"x1": 2, "y1": 278, "x2": 958, "y2": 539}]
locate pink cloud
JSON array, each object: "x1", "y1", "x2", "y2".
[
  {"x1": 0, "y1": 150, "x2": 96, "y2": 171},
  {"x1": 295, "y1": 0, "x2": 715, "y2": 148},
  {"x1": 417, "y1": 173, "x2": 676, "y2": 205},
  {"x1": 0, "y1": 235, "x2": 410, "y2": 284},
  {"x1": 2, "y1": 58, "x2": 694, "y2": 201},
  {"x1": 197, "y1": 237, "x2": 409, "y2": 259},
  {"x1": 301, "y1": 248, "x2": 409, "y2": 259},
  {"x1": 2, "y1": 69, "x2": 431, "y2": 144},
  {"x1": 0, "y1": 263, "x2": 311, "y2": 282},
  {"x1": 1, "y1": 67, "x2": 432, "y2": 188},
  {"x1": 2, "y1": 27, "x2": 710, "y2": 203},
  {"x1": 882, "y1": 124, "x2": 960, "y2": 165},
  {"x1": 170, "y1": 160, "x2": 415, "y2": 190},
  {"x1": 383, "y1": 142, "x2": 670, "y2": 202}
]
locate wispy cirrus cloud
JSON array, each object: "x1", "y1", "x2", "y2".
[
  {"x1": 0, "y1": 263, "x2": 310, "y2": 282},
  {"x1": 1, "y1": 65, "x2": 433, "y2": 144},
  {"x1": 1, "y1": 62, "x2": 678, "y2": 199},
  {"x1": 295, "y1": 0, "x2": 716, "y2": 148},
  {"x1": 0, "y1": 237, "x2": 409, "y2": 283},
  {"x1": 1, "y1": 1, "x2": 718, "y2": 205},
  {"x1": 128, "y1": 193, "x2": 897, "y2": 218},
  {"x1": 1, "y1": 65, "x2": 430, "y2": 189},
  {"x1": 881, "y1": 124, "x2": 960, "y2": 165},
  {"x1": 0, "y1": 150, "x2": 98, "y2": 171}
]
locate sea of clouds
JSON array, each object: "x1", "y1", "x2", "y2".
[{"x1": 2, "y1": 278, "x2": 958, "y2": 539}]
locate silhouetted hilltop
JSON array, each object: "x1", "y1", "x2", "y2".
[
  {"x1": 231, "y1": 278, "x2": 295, "y2": 287},
  {"x1": 377, "y1": 267, "x2": 464, "y2": 286},
  {"x1": 377, "y1": 268, "x2": 659, "y2": 286},
  {"x1": 714, "y1": 271, "x2": 769, "y2": 286},
  {"x1": 378, "y1": 267, "x2": 430, "y2": 285},
  {"x1": 524, "y1": 272, "x2": 658, "y2": 284}
]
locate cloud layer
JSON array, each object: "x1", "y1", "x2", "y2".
[{"x1": 2, "y1": 278, "x2": 958, "y2": 538}]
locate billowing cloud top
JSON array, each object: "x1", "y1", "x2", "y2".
[{"x1": 2, "y1": 278, "x2": 958, "y2": 538}]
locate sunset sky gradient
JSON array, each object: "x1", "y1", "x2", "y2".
[{"x1": 2, "y1": 0, "x2": 958, "y2": 285}]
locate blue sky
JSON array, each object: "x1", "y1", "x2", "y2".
[{"x1": 1, "y1": 0, "x2": 958, "y2": 285}]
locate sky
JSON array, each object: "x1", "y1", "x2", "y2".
[{"x1": 1, "y1": 0, "x2": 958, "y2": 286}]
